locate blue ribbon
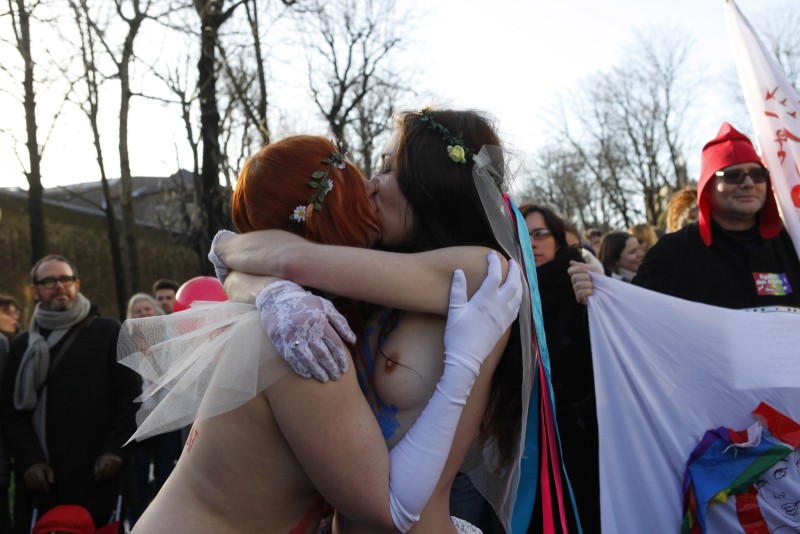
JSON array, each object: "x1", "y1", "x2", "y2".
[{"x1": 508, "y1": 200, "x2": 582, "y2": 534}]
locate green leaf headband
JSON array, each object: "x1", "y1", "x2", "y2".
[
  {"x1": 418, "y1": 108, "x2": 504, "y2": 191},
  {"x1": 419, "y1": 108, "x2": 475, "y2": 164},
  {"x1": 290, "y1": 141, "x2": 347, "y2": 225}
]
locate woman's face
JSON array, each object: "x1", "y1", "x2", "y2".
[
  {"x1": 525, "y1": 212, "x2": 558, "y2": 267},
  {"x1": 0, "y1": 305, "x2": 19, "y2": 338},
  {"x1": 367, "y1": 131, "x2": 413, "y2": 248},
  {"x1": 617, "y1": 236, "x2": 645, "y2": 273},
  {"x1": 131, "y1": 299, "x2": 159, "y2": 319}
]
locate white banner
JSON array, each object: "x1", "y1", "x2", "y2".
[{"x1": 588, "y1": 274, "x2": 800, "y2": 532}]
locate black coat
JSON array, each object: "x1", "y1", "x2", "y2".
[
  {"x1": 536, "y1": 247, "x2": 599, "y2": 532},
  {"x1": 0, "y1": 306, "x2": 140, "y2": 521},
  {"x1": 633, "y1": 221, "x2": 800, "y2": 309}
]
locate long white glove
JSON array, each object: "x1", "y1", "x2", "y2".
[
  {"x1": 388, "y1": 253, "x2": 523, "y2": 531},
  {"x1": 256, "y1": 280, "x2": 355, "y2": 382}
]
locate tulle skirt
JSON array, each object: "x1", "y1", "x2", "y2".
[{"x1": 118, "y1": 301, "x2": 291, "y2": 442}]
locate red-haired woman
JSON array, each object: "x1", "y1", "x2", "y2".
[
  {"x1": 213, "y1": 109, "x2": 549, "y2": 533},
  {"x1": 120, "y1": 135, "x2": 522, "y2": 534}
]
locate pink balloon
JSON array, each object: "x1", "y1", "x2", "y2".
[{"x1": 173, "y1": 276, "x2": 227, "y2": 312}]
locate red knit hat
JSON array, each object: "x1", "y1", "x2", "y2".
[
  {"x1": 32, "y1": 505, "x2": 96, "y2": 534},
  {"x1": 697, "y1": 122, "x2": 781, "y2": 246}
]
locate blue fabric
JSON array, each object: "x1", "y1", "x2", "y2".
[
  {"x1": 358, "y1": 309, "x2": 401, "y2": 440},
  {"x1": 685, "y1": 427, "x2": 791, "y2": 532}
]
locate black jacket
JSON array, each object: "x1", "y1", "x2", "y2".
[
  {"x1": 633, "y1": 221, "x2": 800, "y2": 309},
  {"x1": 0, "y1": 305, "x2": 140, "y2": 519}
]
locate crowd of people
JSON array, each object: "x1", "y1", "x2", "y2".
[
  {"x1": 0, "y1": 112, "x2": 798, "y2": 534},
  {"x1": 0, "y1": 275, "x2": 184, "y2": 533}
]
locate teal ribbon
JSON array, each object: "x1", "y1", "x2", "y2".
[{"x1": 508, "y1": 199, "x2": 582, "y2": 534}]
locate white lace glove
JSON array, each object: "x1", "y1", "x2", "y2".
[
  {"x1": 255, "y1": 280, "x2": 355, "y2": 382},
  {"x1": 208, "y1": 229, "x2": 235, "y2": 284},
  {"x1": 388, "y1": 253, "x2": 523, "y2": 531}
]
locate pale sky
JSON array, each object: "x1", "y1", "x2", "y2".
[{"x1": 0, "y1": 0, "x2": 793, "y2": 190}]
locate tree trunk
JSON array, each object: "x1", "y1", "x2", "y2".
[
  {"x1": 16, "y1": 0, "x2": 46, "y2": 264},
  {"x1": 118, "y1": 20, "x2": 143, "y2": 296},
  {"x1": 196, "y1": 0, "x2": 236, "y2": 274}
]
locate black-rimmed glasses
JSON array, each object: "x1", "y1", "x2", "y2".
[
  {"x1": 714, "y1": 167, "x2": 769, "y2": 185},
  {"x1": 35, "y1": 276, "x2": 77, "y2": 289}
]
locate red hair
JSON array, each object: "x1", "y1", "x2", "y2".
[
  {"x1": 231, "y1": 135, "x2": 379, "y2": 359},
  {"x1": 232, "y1": 135, "x2": 379, "y2": 248}
]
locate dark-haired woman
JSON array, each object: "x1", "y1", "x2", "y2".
[
  {"x1": 520, "y1": 205, "x2": 600, "y2": 532},
  {"x1": 598, "y1": 231, "x2": 645, "y2": 282},
  {"x1": 121, "y1": 135, "x2": 522, "y2": 534},
  {"x1": 0, "y1": 295, "x2": 20, "y2": 533},
  {"x1": 214, "y1": 109, "x2": 543, "y2": 532}
]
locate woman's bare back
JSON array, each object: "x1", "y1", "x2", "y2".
[{"x1": 133, "y1": 392, "x2": 323, "y2": 534}]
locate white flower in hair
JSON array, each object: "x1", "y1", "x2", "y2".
[
  {"x1": 291, "y1": 205, "x2": 309, "y2": 222},
  {"x1": 321, "y1": 179, "x2": 334, "y2": 194}
]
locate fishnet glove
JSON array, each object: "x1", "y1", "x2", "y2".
[
  {"x1": 208, "y1": 229, "x2": 235, "y2": 284},
  {"x1": 256, "y1": 280, "x2": 355, "y2": 382}
]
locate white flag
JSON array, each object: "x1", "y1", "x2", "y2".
[{"x1": 726, "y1": 0, "x2": 800, "y2": 259}]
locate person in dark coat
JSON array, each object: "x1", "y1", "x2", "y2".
[
  {"x1": 0, "y1": 255, "x2": 140, "y2": 532},
  {"x1": 0, "y1": 295, "x2": 21, "y2": 532},
  {"x1": 571, "y1": 122, "x2": 800, "y2": 311},
  {"x1": 520, "y1": 204, "x2": 600, "y2": 532}
]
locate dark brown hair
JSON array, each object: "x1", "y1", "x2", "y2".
[
  {"x1": 598, "y1": 231, "x2": 635, "y2": 272},
  {"x1": 518, "y1": 204, "x2": 569, "y2": 251},
  {"x1": 393, "y1": 109, "x2": 521, "y2": 465}
]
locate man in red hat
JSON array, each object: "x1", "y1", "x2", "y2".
[{"x1": 571, "y1": 122, "x2": 800, "y2": 309}]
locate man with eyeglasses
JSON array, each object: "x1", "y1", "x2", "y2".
[
  {"x1": 0, "y1": 254, "x2": 139, "y2": 532},
  {"x1": 571, "y1": 122, "x2": 800, "y2": 310}
]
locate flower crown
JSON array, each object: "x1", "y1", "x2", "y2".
[
  {"x1": 419, "y1": 107, "x2": 475, "y2": 164},
  {"x1": 290, "y1": 141, "x2": 347, "y2": 225},
  {"x1": 419, "y1": 108, "x2": 505, "y2": 191}
]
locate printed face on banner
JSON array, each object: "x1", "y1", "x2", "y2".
[{"x1": 755, "y1": 450, "x2": 800, "y2": 525}]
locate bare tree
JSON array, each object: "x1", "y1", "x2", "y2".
[
  {"x1": 193, "y1": 0, "x2": 246, "y2": 267},
  {"x1": 67, "y1": 0, "x2": 128, "y2": 318},
  {"x1": 80, "y1": 0, "x2": 169, "y2": 294},
  {"x1": 216, "y1": 0, "x2": 271, "y2": 146},
  {"x1": 351, "y1": 77, "x2": 407, "y2": 176},
  {"x1": 762, "y1": 5, "x2": 800, "y2": 91},
  {"x1": 534, "y1": 28, "x2": 697, "y2": 229},
  {"x1": 5, "y1": 0, "x2": 46, "y2": 263},
  {"x1": 296, "y1": 0, "x2": 411, "y2": 158}
]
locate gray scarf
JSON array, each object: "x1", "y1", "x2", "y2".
[{"x1": 14, "y1": 293, "x2": 91, "y2": 459}]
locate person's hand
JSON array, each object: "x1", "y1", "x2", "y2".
[
  {"x1": 568, "y1": 260, "x2": 595, "y2": 305},
  {"x1": 208, "y1": 229, "x2": 236, "y2": 284},
  {"x1": 24, "y1": 462, "x2": 54, "y2": 493},
  {"x1": 443, "y1": 253, "x2": 523, "y2": 378},
  {"x1": 256, "y1": 280, "x2": 356, "y2": 382},
  {"x1": 94, "y1": 453, "x2": 123, "y2": 481}
]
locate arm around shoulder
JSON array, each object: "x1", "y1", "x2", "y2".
[{"x1": 214, "y1": 229, "x2": 510, "y2": 314}]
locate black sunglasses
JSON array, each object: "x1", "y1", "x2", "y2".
[{"x1": 714, "y1": 167, "x2": 769, "y2": 185}]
